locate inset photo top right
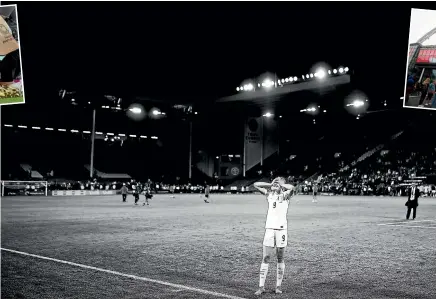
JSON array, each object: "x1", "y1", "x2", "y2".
[{"x1": 404, "y1": 8, "x2": 436, "y2": 110}]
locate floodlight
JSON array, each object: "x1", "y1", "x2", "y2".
[
  {"x1": 339, "y1": 67, "x2": 344, "y2": 73},
  {"x1": 129, "y1": 107, "x2": 142, "y2": 114},
  {"x1": 333, "y1": 69, "x2": 337, "y2": 74},
  {"x1": 316, "y1": 68, "x2": 326, "y2": 79},
  {"x1": 353, "y1": 100, "x2": 365, "y2": 107},
  {"x1": 262, "y1": 79, "x2": 274, "y2": 88}
]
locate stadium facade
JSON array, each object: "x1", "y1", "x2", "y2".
[{"x1": 408, "y1": 26, "x2": 436, "y2": 80}]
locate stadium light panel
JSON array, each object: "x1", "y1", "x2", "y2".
[
  {"x1": 310, "y1": 73, "x2": 314, "y2": 78},
  {"x1": 285, "y1": 78, "x2": 289, "y2": 83},
  {"x1": 328, "y1": 70, "x2": 331, "y2": 75},
  {"x1": 333, "y1": 69, "x2": 338, "y2": 74},
  {"x1": 140, "y1": 135, "x2": 147, "y2": 138},
  {"x1": 316, "y1": 68, "x2": 326, "y2": 79},
  {"x1": 96, "y1": 132, "x2": 103, "y2": 135},
  {"x1": 4, "y1": 124, "x2": 12, "y2": 127},
  {"x1": 262, "y1": 79, "x2": 274, "y2": 88},
  {"x1": 129, "y1": 107, "x2": 142, "y2": 114},
  {"x1": 83, "y1": 131, "x2": 91, "y2": 134},
  {"x1": 352, "y1": 100, "x2": 365, "y2": 107},
  {"x1": 129, "y1": 134, "x2": 137, "y2": 138},
  {"x1": 45, "y1": 128, "x2": 54, "y2": 131},
  {"x1": 293, "y1": 76, "x2": 298, "y2": 81},
  {"x1": 58, "y1": 129, "x2": 67, "y2": 132},
  {"x1": 32, "y1": 127, "x2": 41, "y2": 130},
  {"x1": 344, "y1": 67, "x2": 349, "y2": 72},
  {"x1": 306, "y1": 74, "x2": 310, "y2": 79},
  {"x1": 71, "y1": 130, "x2": 79, "y2": 133},
  {"x1": 263, "y1": 112, "x2": 273, "y2": 118},
  {"x1": 151, "y1": 136, "x2": 158, "y2": 139},
  {"x1": 106, "y1": 132, "x2": 114, "y2": 136},
  {"x1": 119, "y1": 134, "x2": 126, "y2": 137},
  {"x1": 236, "y1": 87, "x2": 240, "y2": 91},
  {"x1": 18, "y1": 125, "x2": 27, "y2": 128},
  {"x1": 244, "y1": 83, "x2": 254, "y2": 91},
  {"x1": 339, "y1": 67, "x2": 344, "y2": 73}
]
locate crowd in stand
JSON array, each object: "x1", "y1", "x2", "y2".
[{"x1": 295, "y1": 148, "x2": 436, "y2": 197}]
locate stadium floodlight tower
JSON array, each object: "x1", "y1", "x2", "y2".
[{"x1": 89, "y1": 102, "x2": 144, "y2": 178}]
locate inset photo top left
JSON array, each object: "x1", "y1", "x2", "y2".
[{"x1": 0, "y1": 4, "x2": 23, "y2": 106}]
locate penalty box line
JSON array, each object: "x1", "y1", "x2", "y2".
[{"x1": 1, "y1": 248, "x2": 247, "y2": 299}]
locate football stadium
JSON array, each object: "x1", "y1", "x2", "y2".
[{"x1": 2, "y1": 4, "x2": 436, "y2": 299}]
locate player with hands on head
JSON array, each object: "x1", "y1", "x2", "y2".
[{"x1": 253, "y1": 177, "x2": 295, "y2": 296}]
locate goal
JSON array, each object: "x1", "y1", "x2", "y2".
[{"x1": 1, "y1": 181, "x2": 48, "y2": 197}]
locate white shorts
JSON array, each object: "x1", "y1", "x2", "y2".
[{"x1": 263, "y1": 229, "x2": 287, "y2": 248}]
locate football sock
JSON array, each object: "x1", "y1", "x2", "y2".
[
  {"x1": 259, "y1": 263, "x2": 269, "y2": 287},
  {"x1": 277, "y1": 262, "x2": 285, "y2": 287}
]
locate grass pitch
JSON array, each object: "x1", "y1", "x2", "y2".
[{"x1": 2, "y1": 194, "x2": 435, "y2": 299}]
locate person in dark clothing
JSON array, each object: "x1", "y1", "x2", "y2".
[
  {"x1": 132, "y1": 182, "x2": 140, "y2": 205},
  {"x1": 143, "y1": 187, "x2": 153, "y2": 206},
  {"x1": 0, "y1": 49, "x2": 20, "y2": 83},
  {"x1": 419, "y1": 77, "x2": 430, "y2": 106},
  {"x1": 406, "y1": 184, "x2": 420, "y2": 220},
  {"x1": 204, "y1": 184, "x2": 210, "y2": 203},
  {"x1": 121, "y1": 183, "x2": 128, "y2": 202}
]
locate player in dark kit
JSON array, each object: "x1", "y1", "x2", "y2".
[
  {"x1": 312, "y1": 184, "x2": 318, "y2": 203},
  {"x1": 204, "y1": 184, "x2": 210, "y2": 203},
  {"x1": 132, "y1": 182, "x2": 140, "y2": 205},
  {"x1": 143, "y1": 187, "x2": 153, "y2": 206},
  {"x1": 120, "y1": 183, "x2": 128, "y2": 202}
]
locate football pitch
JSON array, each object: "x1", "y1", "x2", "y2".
[{"x1": 2, "y1": 194, "x2": 436, "y2": 299}]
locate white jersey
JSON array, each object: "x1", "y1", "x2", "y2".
[{"x1": 265, "y1": 192, "x2": 290, "y2": 230}]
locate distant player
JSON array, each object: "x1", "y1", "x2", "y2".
[
  {"x1": 253, "y1": 177, "x2": 295, "y2": 295},
  {"x1": 169, "y1": 184, "x2": 176, "y2": 198},
  {"x1": 132, "y1": 182, "x2": 140, "y2": 205},
  {"x1": 121, "y1": 183, "x2": 128, "y2": 202},
  {"x1": 312, "y1": 184, "x2": 318, "y2": 203},
  {"x1": 143, "y1": 187, "x2": 153, "y2": 206},
  {"x1": 204, "y1": 184, "x2": 210, "y2": 203}
]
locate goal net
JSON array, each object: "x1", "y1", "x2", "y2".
[{"x1": 1, "y1": 181, "x2": 48, "y2": 196}]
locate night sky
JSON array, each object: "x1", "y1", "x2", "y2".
[
  {"x1": 1, "y1": 2, "x2": 426, "y2": 106},
  {"x1": 2, "y1": 2, "x2": 436, "y2": 179}
]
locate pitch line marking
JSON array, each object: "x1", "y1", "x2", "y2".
[
  {"x1": 378, "y1": 220, "x2": 436, "y2": 226},
  {"x1": 1, "y1": 248, "x2": 247, "y2": 299},
  {"x1": 378, "y1": 224, "x2": 436, "y2": 229}
]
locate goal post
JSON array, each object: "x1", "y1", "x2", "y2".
[{"x1": 1, "y1": 181, "x2": 48, "y2": 196}]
